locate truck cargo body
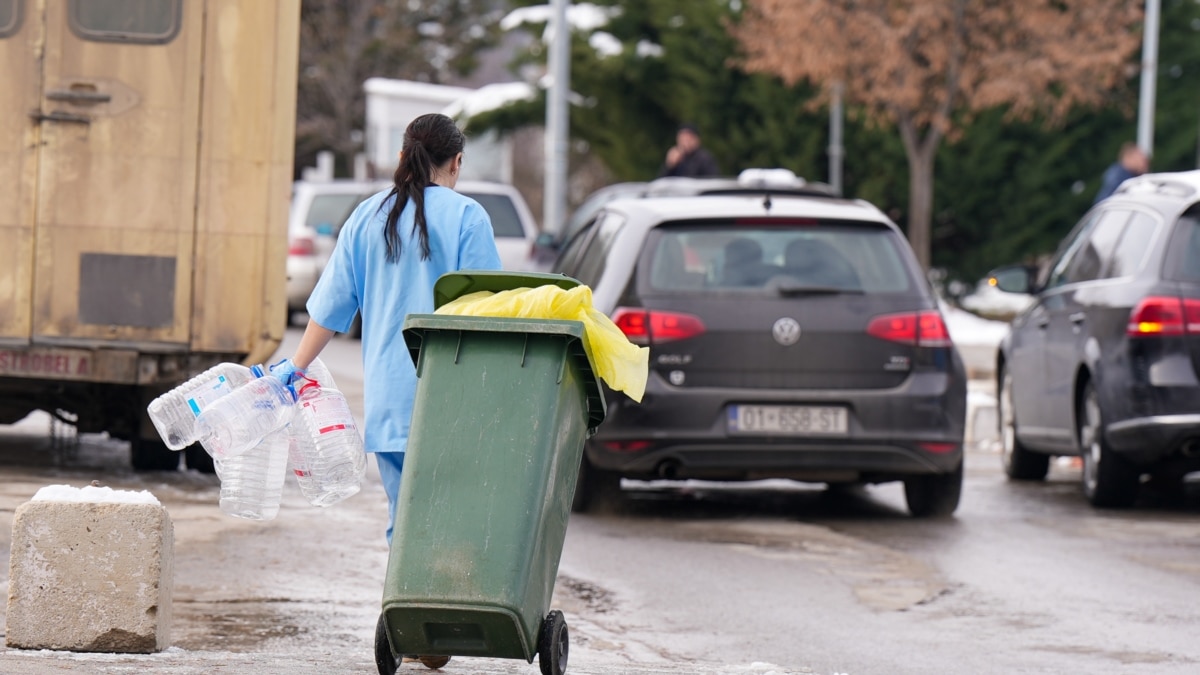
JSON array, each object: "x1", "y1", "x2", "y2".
[{"x1": 0, "y1": 0, "x2": 300, "y2": 470}]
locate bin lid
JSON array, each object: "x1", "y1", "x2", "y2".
[
  {"x1": 402, "y1": 315, "x2": 607, "y2": 430},
  {"x1": 433, "y1": 271, "x2": 581, "y2": 310}
]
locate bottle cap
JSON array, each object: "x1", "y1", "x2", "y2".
[{"x1": 250, "y1": 364, "x2": 265, "y2": 378}]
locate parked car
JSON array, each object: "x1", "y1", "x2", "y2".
[
  {"x1": 286, "y1": 179, "x2": 540, "y2": 327},
  {"x1": 287, "y1": 180, "x2": 389, "y2": 325},
  {"x1": 992, "y1": 170, "x2": 1200, "y2": 507},
  {"x1": 555, "y1": 187, "x2": 967, "y2": 517},
  {"x1": 529, "y1": 181, "x2": 649, "y2": 271}
]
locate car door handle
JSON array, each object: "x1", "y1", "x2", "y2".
[
  {"x1": 1036, "y1": 318, "x2": 1049, "y2": 329},
  {"x1": 1069, "y1": 312, "x2": 1086, "y2": 324}
]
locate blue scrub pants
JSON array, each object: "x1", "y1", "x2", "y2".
[{"x1": 375, "y1": 451, "x2": 406, "y2": 544}]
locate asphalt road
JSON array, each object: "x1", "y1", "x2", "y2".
[{"x1": 2, "y1": 328, "x2": 1199, "y2": 674}]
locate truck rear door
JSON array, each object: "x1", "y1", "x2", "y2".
[
  {"x1": 0, "y1": 0, "x2": 38, "y2": 344},
  {"x1": 23, "y1": 0, "x2": 202, "y2": 347}
]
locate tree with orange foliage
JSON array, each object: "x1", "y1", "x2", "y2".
[{"x1": 731, "y1": 1, "x2": 1143, "y2": 269}]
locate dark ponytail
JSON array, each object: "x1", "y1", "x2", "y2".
[{"x1": 382, "y1": 113, "x2": 466, "y2": 262}]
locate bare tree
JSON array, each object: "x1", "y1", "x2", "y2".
[
  {"x1": 296, "y1": 0, "x2": 503, "y2": 176},
  {"x1": 731, "y1": 0, "x2": 1143, "y2": 269}
]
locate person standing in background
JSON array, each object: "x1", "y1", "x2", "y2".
[
  {"x1": 1094, "y1": 142, "x2": 1149, "y2": 203},
  {"x1": 659, "y1": 124, "x2": 721, "y2": 178}
]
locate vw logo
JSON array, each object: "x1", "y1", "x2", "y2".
[{"x1": 772, "y1": 317, "x2": 801, "y2": 346}]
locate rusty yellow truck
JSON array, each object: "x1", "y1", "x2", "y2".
[{"x1": 0, "y1": 0, "x2": 300, "y2": 471}]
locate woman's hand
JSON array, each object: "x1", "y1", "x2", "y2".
[{"x1": 269, "y1": 358, "x2": 303, "y2": 386}]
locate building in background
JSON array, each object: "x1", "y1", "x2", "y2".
[{"x1": 363, "y1": 77, "x2": 526, "y2": 186}]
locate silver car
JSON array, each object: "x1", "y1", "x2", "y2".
[{"x1": 286, "y1": 179, "x2": 540, "y2": 327}]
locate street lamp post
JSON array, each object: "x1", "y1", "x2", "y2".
[{"x1": 1137, "y1": 0, "x2": 1160, "y2": 159}]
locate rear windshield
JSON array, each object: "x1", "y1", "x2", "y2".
[
  {"x1": 643, "y1": 221, "x2": 914, "y2": 293},
  {"x1": 307, "y1": 193, "x2": 369, "y2": 231},
  {"x1": 463, "y1": 192, "x2": 526, "y2": 238}
]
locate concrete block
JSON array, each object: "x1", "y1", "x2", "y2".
[{"x1": 6, "y1": 491, "x2": 173, "y2": 653}]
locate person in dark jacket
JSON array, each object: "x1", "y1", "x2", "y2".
[
  {"x1": 659, "y1": 124, "x2": 720, "y2": 178},
  {"x1": 1094, "y1": 142, "x2": 1148, "y2": 204}
]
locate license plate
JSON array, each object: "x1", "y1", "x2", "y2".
[
  {"x1": 728, "y1": 405, "x2": 848, "y2": 435},
  {"x1": 0, "y1": 347, "x2": 93, "y2": 380}
]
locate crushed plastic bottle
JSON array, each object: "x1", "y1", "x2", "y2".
[
  {"x1": 287, "y1": 377, "x2": 366, "y2": 507},
  {"x1": 215, "y1": 428, "x2": 290, "y2": 521},
  {"x1": 195, "y1": 365, "x2": 297, "y2": 460},
  {"x1": 147, "y1": 363, "x2": 255, "y2": 450}
]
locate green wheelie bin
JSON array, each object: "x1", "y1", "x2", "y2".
[{"x1": 375, "y1": 272, "x2": 607, "y2": 675}]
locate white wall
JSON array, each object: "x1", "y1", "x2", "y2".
[{"x1": 363, "y1": 77, "x2": 513, "y2": 184}]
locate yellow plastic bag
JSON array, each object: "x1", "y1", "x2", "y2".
[{"x1": 435, "y1": 285, "x2": 649, "y2": 402}]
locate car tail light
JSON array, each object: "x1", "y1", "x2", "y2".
[
  {"x1": 289, "y1": 236, "x2": 315, "y2": 256},
  {"x1": 613, "y1": 308, "x2": 706, "y2": 345},
  {"x1": 602, "y1": 440, "x2": 654, "y2": 452},
  {"x1": 917, "y1": 442, "x2": 959, "y2": 454},
  {"x1": 1127, "y1": 296, "x2": 1189, "y2": 336},
  {"x1": 866, "y1": 310, "x2": 952, "y2": 347}
]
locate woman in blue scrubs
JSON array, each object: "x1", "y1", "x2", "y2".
[{"x1": 274, "y1": 113, "x2": 501, "y2": 544}]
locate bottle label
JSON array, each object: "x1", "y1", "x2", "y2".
[
  {"x1": 301, "y1": 395, "x2": 357, "y2": 436},
  {"x1": 186, "y1": 375, "x2": 234, "y2": 417}
]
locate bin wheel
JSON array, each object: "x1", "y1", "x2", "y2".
[
  {"x1": 375, "y1": 612, "x2": 399, "y2": 675},
  {"x1": 538, "y1": 609, "x2": 569, "y2": 675}
]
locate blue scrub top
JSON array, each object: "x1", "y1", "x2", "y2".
[{"x1": 306, "y1": 185, "x2": 502, "y2": 454}]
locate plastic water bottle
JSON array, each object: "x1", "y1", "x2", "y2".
[
  {"x1": 195, "y1": 366, "x2": 297, "y2": 460},
  {"x1": 147, "y1": 363, "x2": 254, "y2": 450},
  {"x1": 288, "y1": 378, "x2": 366, "y2": 507},
  {"x1": 214, "y1": 428, "x2": 289, "y2": 521}
]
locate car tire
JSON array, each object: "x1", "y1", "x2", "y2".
[
  {"x1": 999, "y1": 368, "x2": 1049, "y2": 480},
  {"x1": 570, "y1": 457, "x2": 621, "y2": 513},
  {"x1": 903, "y1": 461, "x2": 963, "y2": 518},
  {"x1": 1078, "y1": 381, "x2": 1139, "y2": 508}
]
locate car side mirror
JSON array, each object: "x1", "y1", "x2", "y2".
[
  {"x1": 534, "y1": 232, "x2": 556, "y2": 248},
  {"x1": 315, "y1": 222, "x2": 335, "y2": 236},
  {"x1": 988, "y1": 264, "x2": 1037, "y2": 295}
]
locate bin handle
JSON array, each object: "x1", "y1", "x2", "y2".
[{"x1": 557, "y1": 340, "x2": 569, "y2": 385}]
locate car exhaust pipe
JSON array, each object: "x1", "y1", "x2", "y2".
[{"x1": 656, "y1": 460, "x2": 680, "y2": 480}]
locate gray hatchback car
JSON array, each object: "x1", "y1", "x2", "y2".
[{"x1": 554, "y1": 186, "x2": 968, "y2": 516}]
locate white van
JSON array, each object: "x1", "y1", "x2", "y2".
[{"x1": 286, "y1": 179, "x2": 540, "y2": 325}]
